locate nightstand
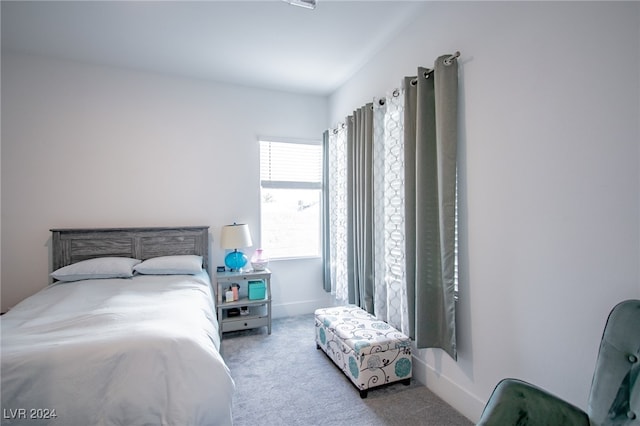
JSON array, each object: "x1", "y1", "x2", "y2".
[{"x1": 215, "y1": 269, "x2": 271, "y2": 339}]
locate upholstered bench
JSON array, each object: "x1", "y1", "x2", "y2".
[{"x1": 314, "y1": 305, "x2": 412, "y2": 398}]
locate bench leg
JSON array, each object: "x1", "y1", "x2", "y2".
[
  {"x1": 359, "y1": 389, "x2": 368, "y2": 399},
  {"x1": 402, "y1": 378, "x2": 411, "y2": 386}
]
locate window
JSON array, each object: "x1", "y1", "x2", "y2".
[{"x1": 259, "y1": 139, "x2": 323, "y2": 259}]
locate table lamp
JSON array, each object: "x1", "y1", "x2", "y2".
[{"x1": 220, "y1": 223, "x2": 253, "y2": 271}]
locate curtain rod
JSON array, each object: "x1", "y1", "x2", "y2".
[
  {"x1": 408, "y1": 51, "x2": 461, "y2": 87},
  {"x1": 444, "y1": 51, "x2": 461, "y2": 65},
  {"x1": 415, "y1": 51, "x2": 461, "y2": 83},
  {"x1": 331, "y1": 51, "x2": 461, "y2": 131}
]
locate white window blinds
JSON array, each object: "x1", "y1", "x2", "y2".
[{"x1": 260, "y1": 140, "x2": 322, "y2": 189}]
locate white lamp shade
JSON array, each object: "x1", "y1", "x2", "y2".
[{"x1": 220, "y1": 224, "x2": 253, "y2": 249}]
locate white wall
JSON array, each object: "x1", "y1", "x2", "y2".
[
  {"x1": 329, "y1": 1, "x2": 640, "y2": 422},
  {"x1": 1, "y1": 52, "x2": 332, "y2": 316}
]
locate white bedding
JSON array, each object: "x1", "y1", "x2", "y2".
[{"x1": 1, "y1": 272, "x2": 235, "y2": 426}]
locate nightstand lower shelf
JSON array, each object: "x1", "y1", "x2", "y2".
[{"x1": 215, "y1": 269, "x2": 272, "y2": 339}]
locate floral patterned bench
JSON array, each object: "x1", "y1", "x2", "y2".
[{"x1": 314, "y1": 305, "x2": 412, "y2": 398}]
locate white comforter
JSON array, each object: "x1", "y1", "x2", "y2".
[{"x1": 1, "y1": 272, "x2": 235, "y2": 426}]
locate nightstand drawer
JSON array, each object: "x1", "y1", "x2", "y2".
[{"x1": 221, "y1": 316, "x2": 269, "y2": 333}]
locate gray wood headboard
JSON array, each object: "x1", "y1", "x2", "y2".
[{"x1": 50, "y1": 226, "x2": 210, "y2": 272}]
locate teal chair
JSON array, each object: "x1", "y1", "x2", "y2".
[{"x1": 477, "y1": 299, "x2": 640, "y2": 426}]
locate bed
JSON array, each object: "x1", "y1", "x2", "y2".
[{"x1": 1, "y1": 226, "x2": 235, "y2": 426}]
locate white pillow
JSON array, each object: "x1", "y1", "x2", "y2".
[
  {"x1": 51, "y1": 257, "x2": 141, "y2": 282},
  {"x1": 133, "y1": 255, "x2": 203, "y2": 275}
]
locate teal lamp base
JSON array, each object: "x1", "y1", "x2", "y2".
[{"x1": 225, "y1": 250, "x2": 248, "y2": 271}]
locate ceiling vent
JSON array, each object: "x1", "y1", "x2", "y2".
[{"x1": 282, "y1": 0, "x2": 317, "y2": 10}]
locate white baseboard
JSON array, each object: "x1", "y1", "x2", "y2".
[
  {"x1": 412, "y1": 355, "x2": 486, "y2": 424},
  {"x1": 272, "y1": 297, "x2": 334, "y2": 318}
]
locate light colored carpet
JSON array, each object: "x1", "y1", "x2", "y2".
[{"x1": 221, "y1": 314, "x2": 473, "y2": 426}]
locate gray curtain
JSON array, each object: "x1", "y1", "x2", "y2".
[
  {"x1": 322, "y1": 129, "x2": 332, "y2": 292},
  {"x1": 404, "y1": 57, "x2": 458, "y2": 359},
  {"x1": 346, "y1": 104, "x2": 375, "y2": 312}
]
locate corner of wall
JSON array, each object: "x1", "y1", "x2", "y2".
[{"x1": 411, "y1": 354, "x2": 486, "y2": 424}]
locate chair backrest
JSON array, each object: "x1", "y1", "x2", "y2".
[{"x1": 587, "y1": 299, "x2": 640, "y2": 425}]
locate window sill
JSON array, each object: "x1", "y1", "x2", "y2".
[{"x1": 268, "y1": 255, "x2": 322, "y2": 262}]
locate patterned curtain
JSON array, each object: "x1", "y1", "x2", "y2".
[
  {"x1": 327, "y1": 94, "x2": 409, "y2": 331},
  {"x1": 372, "y1": 91, "x2": 410, "y2": 333},
  {"x1": 326, "y1": 125, "x2": 349, "y2": 302}
]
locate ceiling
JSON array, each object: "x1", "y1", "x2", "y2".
[{"x1": 1, "y1": 0, "x2": 427, "y2": 96}]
